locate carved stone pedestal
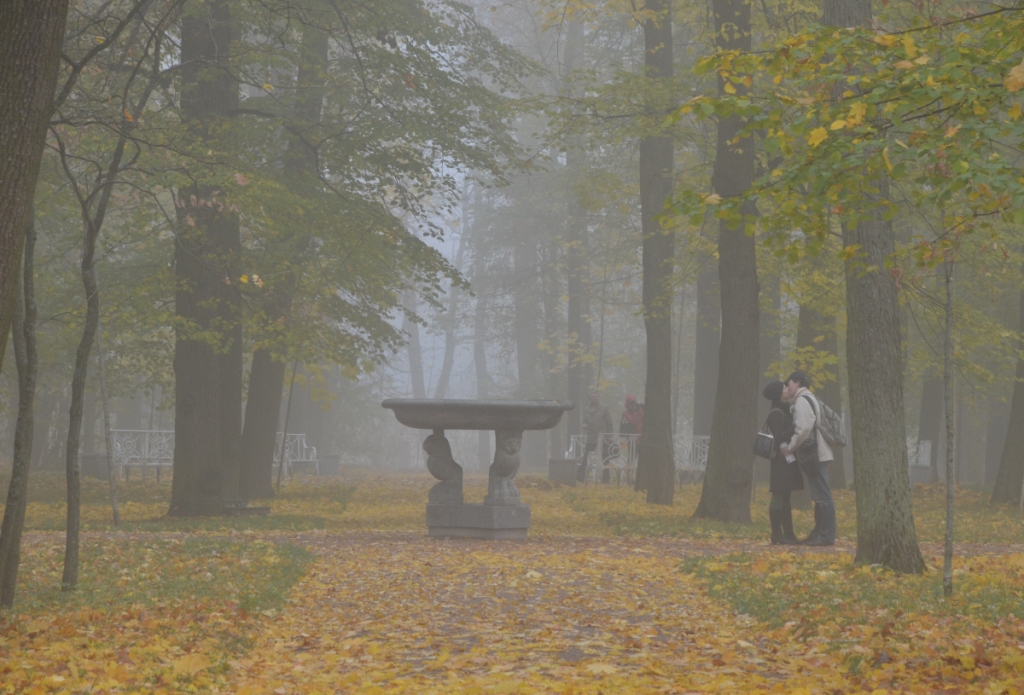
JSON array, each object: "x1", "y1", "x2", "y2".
[
  {"x1": 381, "y1": 398, "x2": 574, "y2": 541},
  {"x1": 426, "y1": 503, "x2": 530, "y2": 539}
]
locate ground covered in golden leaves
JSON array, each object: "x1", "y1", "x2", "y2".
[{"x1": 1, "y1": 469, "x2": 1023, "y2": 693}]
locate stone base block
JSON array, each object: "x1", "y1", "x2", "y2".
[{"x1": 426, "y1": 503, "x2": 531, "y2": 540}]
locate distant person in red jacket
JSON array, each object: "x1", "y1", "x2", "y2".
[{"x1": 619, "y1": 395, "x2": 644, "y2": 436}]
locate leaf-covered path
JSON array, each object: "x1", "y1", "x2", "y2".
[{"x1": 229, "y1": 534, "x2": 848, "y2": 694}]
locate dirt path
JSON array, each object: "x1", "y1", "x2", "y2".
[{"x1": 225, "y1": 534, "x2": 852, "y2": 694}]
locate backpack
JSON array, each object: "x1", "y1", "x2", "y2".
[{"x1": 801, "y1": 393, "x2": 847, "y2": 449}]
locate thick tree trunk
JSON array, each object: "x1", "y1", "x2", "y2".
[
  {"x1": 991, "y1": 288, "x2": 1024, "y2": 505},
  {"x1": 823, "y1": 0, "x2": 924, "y2": 573},
  {"x1": 170, "y1": 0, "x2": 241, "y2": 516},
  {"x1": 238, "y1": 18, "x2": 326, "y2": 497},
  {"x1": 0, "y1": 0, "x2": 69, "y2": 378},
  {"x1": 693, "y1": 250, "x2": 720, "y2": 438},
  {"x1": 693, "y1": 0, "x2": 760, "y2": 522},
  {"x1": 843, "y1": 201, "x2": 923, "y2": 572},
  {"x1": 0, "y1": 217, "x2": 37, "y2": 608},
  {"x1": 240, "y1": 348, "x2": 284, "y2": 499},
  {"x1": 635, "y1": 0, "x2": 676, "y2": 505}
]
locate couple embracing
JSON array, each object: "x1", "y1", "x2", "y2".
[{"x1": 762, "y1": 370, "x2": 836, "y2": 547}]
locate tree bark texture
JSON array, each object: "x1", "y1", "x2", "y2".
[
  {"x1": 635, "y1": 0, "x2": 675, "y2": 505},
  {"x1": 693, "y1": 248, "x2": 720, "y2": 437},
  {"x1": 824, "y1": 0, "x2": 924, "y2": 573},
  {"x1": 0, "y1": 217, "x2": 37, "y2": 608},
  {"x1": 991, "y1": 288, "x2": 1024, "y2": 505},
  {"x1": 693, "y1": 0, "x2": 760, "y2": 522},
  {"x1": 170, "y1": 0, "x2": 242, "y2": 516},
  {"x1": 0, "y1": 0, "x2": 69, "y2": 378},
  {"x1": 843, "y1": 201, "x2": 924, "y2": 572}
]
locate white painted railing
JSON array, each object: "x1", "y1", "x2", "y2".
[
  {"x1": 112, "y1": 429, "x2": 174, "y2": 479},
  {"x1": 273, "y1": 432, "x2": 319, "y2": 475}
]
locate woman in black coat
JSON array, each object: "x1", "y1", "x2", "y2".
[{"x1": 763, "y1": 380, "x2": 803, "y2": 545}]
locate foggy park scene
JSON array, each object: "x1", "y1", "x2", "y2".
[{"x1": 2, "y1": 0, "x2": 1024, "y2": 692}]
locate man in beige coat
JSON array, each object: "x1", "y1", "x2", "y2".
[{"x1": 779, "y1": 370, "x2": 836, "y2": 546}]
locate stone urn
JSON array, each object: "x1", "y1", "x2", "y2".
[{"x1": 382, "y1": 399, "x2": 574, "y2": 539}]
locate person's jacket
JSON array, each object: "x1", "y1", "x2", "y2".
[
  {"x1": 583, "y1": 404, "x2": 613, "y2": 439},
  {"x1": 786, "y1": 388, "x2": 834, "y2": 463},
  {"x1": 765, "y1": 404, "x2": 795, "y2": 455}
]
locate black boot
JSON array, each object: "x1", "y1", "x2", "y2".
[
  {"x1": 802, "y1": 503, "x2": 822, "y2": 544},
  {"x1": 769, "y1": 509, "x2": 785, "y2": 545},
  {"x1": 779, "y1": 507, "x2": 800, "y2": 545}
]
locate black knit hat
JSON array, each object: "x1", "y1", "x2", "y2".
[{"x1": 762, "y1": 380, "x2": 784, "y2": 402}]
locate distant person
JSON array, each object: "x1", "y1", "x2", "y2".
[
  {"x1": 580, "y1": 392, "x2": 613, "y2": 481},
  {"x1": 619, "y1": 395, "x2": 644, "y2": 436},
  {"x1": 762, "y1": 380, "x2": 802, "y2": 545},
  {"x1": 779, "y1": 370, "x2": 836, "y2": 546}
]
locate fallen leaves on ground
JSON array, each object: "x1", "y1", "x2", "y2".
[
  {"x1": 227, "y1": 535, "x2": 861, "y2": 694},
  {"x1": 686, "y1": 551, "x2": 1024, "y2": 692},
  {"x1": 0, "y1": 535, "x2": 309, "y2": 694}
]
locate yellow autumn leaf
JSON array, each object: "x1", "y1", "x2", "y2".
[
  {"x1": 1009, "y1": 103, "x2": 1022, "y2": 120},
  {"x1": 263, "y1": 82, "x2": 274, "y2": 91},
  {"x1": 173, "y1": 653, "x2": 211, "y2": 677},
  {"x1": 902, "y1": 34, "x2": 918, "y2": 58},
  {"x1": 829, "y1": 120, "x2": 847, "y2": 130},
  {"x1": 847, "y1": 102, "x2": 867, "y2": 125},
  {"x1": 1005, "y1": 57, "x2": 1024, "y2": 92},
  {"x1": 703, "y1": 193, "x2": 722, "y2": 205},
  {"x1": 895, "y1": 60, "x2": 915, "y2": 70},
  {"x1": 873, "y1": 34, "x2": 898, "y2": 47},
  {"x1": 882, "y1": 146, "x2": 893, "y2": 172},
  {"x1": 945, "y1": 125, "x2": 961, "y2": 138},
  {"x1": 240, "y1": 275, "x2": 249, "y2": 284},
  {"x1": 723, "y1": 81, "x2": 737, "y2": 94},
  {"x1": 807, "y1": 127, "x2": 828, "y2": 147}
]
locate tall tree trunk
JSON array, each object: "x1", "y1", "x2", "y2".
[
  {"x1": 693, "y1": 250, "x2": 720, "y2": 437},
  {"x1": 239, "y1": 16, "x2": 327, "y2": 498},
  {"x1": 942, "y1": 258, "x2": 955, "y2": 596},
  {"x1": 0, "y1": 216, "x2": 37, "y2": 608},
  {"x1": 991, "y1": 287, "x2": 1024, "y2": 505},
  {"x1": 473, "y1": 248, "x2": 491, "y2": 469},
  {"x1": 693, "y1": 0, "x2": 760, "y2": 522},
  {"x1": 514, "y1": 235, "x2": 546, "y2": 470},
  {"x1": 170, "y1": 0, "x2": 241, "y2": 516},
  {"x1": 542, "y1": 237, "x2": 565, "y2": 458},
  {"x1": 635, "y1": 0, "x2": 676, "y2": 504},
  {"x1": 0, "y1": 0, "x2": 69, "y2": 377},
  {"x1": 565, "y1": 168, "x2": 589, "y2": 445},
  {"x1": 824, "y1": 0, "x2": 924, "y2": 573},
  {"x1": 563, "y1": 20, "x2": 589, "y2": 449},
  {"x1": 433, "y1": 239, "x2": 465, "y2": 400},
  {"x1": 403, "y1": 291, "x2": 427, "y2": 399},
  {"x1": 240, "y1": 349, "x2": 285, "y2": 499}
]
